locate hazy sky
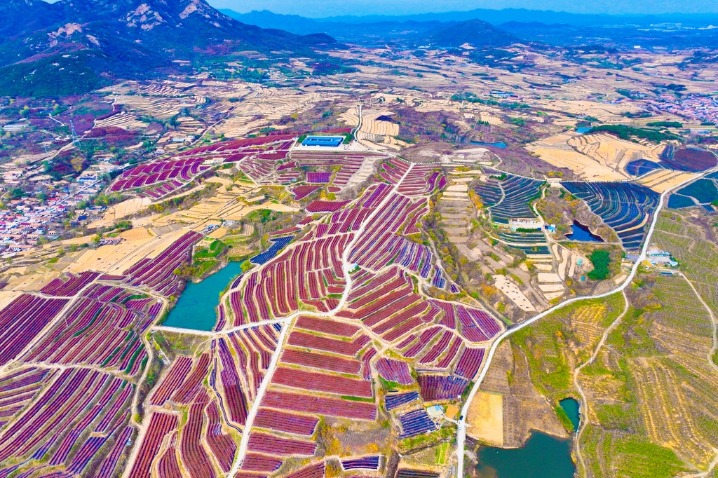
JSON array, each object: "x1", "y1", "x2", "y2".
[{"x1": 206, "y1": 0, "x2": 718, "y2": 17}]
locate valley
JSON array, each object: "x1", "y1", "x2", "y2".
[{"x1": 0, "y1": 1, "x2": 716, "y2": 477}]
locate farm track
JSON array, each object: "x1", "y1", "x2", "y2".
[
  {"x1": 455, "y1": 166, "x2": 718, "y2": 478},
  {"x1": 213, "y1": 161, "x2": 419, "y2": 477},
  {"x1": 0, "y1": 271, "x2": 169, "y2": 478},
  {"x1": 678, "y1": 272, "x2": 718, "y2": 375},
  {"x1": 572, "y1": 290, "x2": 629, "y2": 477}
]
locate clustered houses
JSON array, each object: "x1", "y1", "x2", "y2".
[
  {"x1": 644, "y1": 94, "x2": 718, "y2": 126},
  {"x1": 0, "y1": 165, "x2": 113, "y2": 257}
]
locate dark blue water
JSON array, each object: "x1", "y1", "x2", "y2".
[
  {"x1": 566, "y1": 221, "x2": 604, "y2": 242},
  {"x1": 576, "y1": 126, "x2": 592, "y2": 134},
  {"x1": 472, "y1": 141, "x2": 508, "y2": 149},
  {"x1": 162, "y1": 261, "x2": 243, "y2": 331}
]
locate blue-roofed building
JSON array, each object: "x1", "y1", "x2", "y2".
[{"x1": 302, "y1": 136, "x2": 344, "y2": 148}]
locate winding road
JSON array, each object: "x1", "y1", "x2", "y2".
[{"x1": 455, "y1": 167, "x2": 718, "y2": 478}]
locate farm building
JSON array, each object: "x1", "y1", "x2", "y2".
[
  {"x1": 509, "y1": 218, "x2": 543, "y2": 231},
  {"x1": 302, "y1": 136, "x2": 344, "y2": 148}
]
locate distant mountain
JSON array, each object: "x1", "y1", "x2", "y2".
[
  {"x1": 0, "y1": 0, "x2": 336, "y2": 97},
  {"x1": 307, "y1": 9, "x2": 718, "y2": 28},
  {"x1": 0, "y1": 0, "x2": 63, "y2": 39},
  {"x1": 221, "y1": 9, "x2": 515, "y2": 47},
  {"x1": 430, "y1": 19, "x2": 518, "y2": 48},
  {"x1": 219, "y1": 9, "x2": 327, "y2": 36},
  {"x1": 224, "y1": 8, "x2": 718, "y2": 49}
]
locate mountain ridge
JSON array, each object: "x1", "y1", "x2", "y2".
[{"x1": 0, "y1": 0, "x2": 337, "y2": 97}]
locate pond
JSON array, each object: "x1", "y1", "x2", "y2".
[
  {"x1": 472, "y1": 141, "x2": 508, "y2": 149},
  {"x1": 576, "y1": 126, "x2": 592, "y2": 134},
  {"x1": 566, "y1": 221, "x2": 604, "y2": 242},
  {"x1": 162, "y1": 261, "x2": 243, "y2": 331},
  {"x1": 560, "y1": 397, "x2": 581, "y2": 430},
  {"x1": 476, "y1": 398, "x2": 580, "y2": 478},
  {"x1": 476, "y1": 432, "x2": 575, "y2": 478},
  {"x1": 162, "y1": 235, "x2": 294, "y2": 331}
]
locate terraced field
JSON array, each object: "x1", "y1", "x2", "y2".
[
  {"x1": 562, "y1": 181, "x2": 660, "y2": 251},
  {"x1": 502, "y1": 207, "x2": 718, "y2": 478},
  {"x1": 474, "y1": 172, "x2": 544, "y2": 224},
  {"x1": 668, "y1": 175, "x2": 718, "y2": 211}
]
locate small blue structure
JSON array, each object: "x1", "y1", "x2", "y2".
[{"x1": 302, "y1": 135, "x2": 344, "y2": 147}]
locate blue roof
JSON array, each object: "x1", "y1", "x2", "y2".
[{"x1": 302, "y1": 136, "x2": 344, "y2": 147}]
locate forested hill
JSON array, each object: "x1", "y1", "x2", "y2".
[{"x1": 0, "y1": 0, "x2": 336, "y2": 97}]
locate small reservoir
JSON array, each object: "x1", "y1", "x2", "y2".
[
  {"x1": 162, "y1": 261, "x2": 243, "y2": 331},
  {"x1": 476, "y1": 432, "x2": 575, "y2": 478},
  {"x1": 163, "y1": 236, "x2": 294, "y2": 331},
  {"x1": 560, "y1": 397, "x2": 581, "y2": 431},
  {"x1": 476, "y1": 398, "x2": 580, "y2": 478},
  {"x1": 566, "y1": 221, "x2": 604, "y2": 242},
  {"x1": 472, "y1": 141, "x2": 507, "y2": 149}
]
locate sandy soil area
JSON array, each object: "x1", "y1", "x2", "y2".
[
  {"x1": 639, "y1": 170, "x2": 699, "y2": 193},
  {"x1": 89, "y1": 197, "x2": 153, "y2": 228},
  {"x1": 64, "y1": 228, "x2": 186, "y2": 275},
  {"x1": 467, "y1": 391, "x2": 504, "y2": 447},
  {"x1": 493, "y1": 275, "x2": 536, "y2": 312},
  {"x1": 0, "y1": 291, "x2": 23, "y2": 308},
  {"x1": 528, "y1": 132, "x2": 663, "y2": 181}
]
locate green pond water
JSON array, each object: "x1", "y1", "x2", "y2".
[
  {"x1": 476, "y1": 398, "x2": 579, "y2": 478},
  {"x1": 560, "y1": 397, "x2": 581, "y2": 430},
  {"x1": 162, "y1": 261, "x2": 243, "y2": 331}
]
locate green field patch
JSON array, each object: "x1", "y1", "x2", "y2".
[
  {"x1": 587, "y1": 249, "x2": 611, "y2": 281},
  {"x1": 340, "y1": 395, "x2": 375, "y2": 403}
]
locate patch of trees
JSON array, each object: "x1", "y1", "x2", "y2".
[
  {"x1": 588, "y1": 124, "x2": 681, "y2": 143},
  {"x1": 588, "y1": 250, "x2": 611, "y2": 281}
]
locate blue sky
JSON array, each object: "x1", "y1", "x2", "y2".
[{"x1": 206, "y1": 0, "x2": 718, "y2": 16}]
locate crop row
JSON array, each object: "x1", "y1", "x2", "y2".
[
  {"x1": 40, "y1": 271, "x2": 99, "y2": 297},
  {"x1": 110, "y1": 157, "x2": 211, "y2": 193},
  {"x1": 212, "y1": 325, "x2": 281, "y2": 426},
  {"x1": 123, "y1": 231, "x2": 202, "y2": 296},
  {"x1": 475, "y1": 172, "x2": 544, "y2": 224},
  {"x1": 398, "y1": 164, "x2": 445, "y2": 196},
  {"x1": 562, "y1": 181, "x2": 660, "y2": 251},
  {"x1": 0, "y1": 368, "x2": 132, "y2": 474},
  {"x1": 0, "y1": 294, "x2": 69, "y2": 367},
  {"x1": 385, "y1": 392, "x2": 420, "y2": 411},
  {"x1": 254, "y1": 408, "x2": 319, "y2": 436},
  {"x1": 417, "y1": 374, "x2": 469, "y2": 402},
  {"x1": 262, "y1": 390, "x2": 377, "y2": 420},
  {"x1": 376, "y1": 358, "x2": 413, "y2": 385},
  {"x1": 349, "y1": 193, "x2": 448, "y2": 288},
  {"x1": 398, "y1": 409, "x2": 437, "y2": 438},
  {"x1": 233, "y1": 234, "x2": 347, "y2": 325},
  {"x1": 273, "y1": 367, "x2": 373, "y2": 397},
  {"x1": 435, "y1": 301, "x2": 502, "y2": 342},
  {"x1": 342, "y1": 455, "x2": 382, "y2": 471},
  {"x1": 293, "y1": 150, "x2": 375, "y2": 188},
  {"x1": 339, "y1": 267, "x2": 439, "y2": 342},
  {"x1": 150, "y1": 354, "x2": 211, "y2": 407},
  {"x1": 24, "y1": 287, "x2": 160, "y2": 374},
  {"x1": 380, "y1": 158, "x2": 411, "y2": 184}
]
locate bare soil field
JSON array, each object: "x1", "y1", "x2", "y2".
[
  {"x1": 467, "y1": 391, "x2": 504, "y2": 446},
  {"x1": 638, "y1": 170, "x2": 700, "y2": 193},
  {"x1": 528, "y1": 132, "x2": 664, "y2": 181}
]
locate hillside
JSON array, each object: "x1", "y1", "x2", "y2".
[
  {"x1": 431, "y1": 19, "x2": 519, "y2": 48},
  {"x1": 0, "y1": 0, "x2": 337, "y2": 97}
]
